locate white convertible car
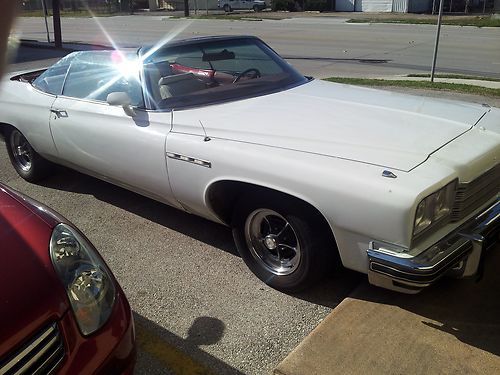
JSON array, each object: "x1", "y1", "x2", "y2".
[{"x1": 1, "y1": 36, "x2": 498, "y2": 293}]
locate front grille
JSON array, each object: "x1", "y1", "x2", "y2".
[
  {"x1": 0, "y1": 323, "x2": 65, "y2": 375},
  {"x1": 451, "y1": 164, "x2": 500, "y2": 222}
]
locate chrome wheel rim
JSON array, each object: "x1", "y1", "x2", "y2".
[
  {"x1": 10, "y1": 131, "x2": 32, "y2": 172},
  {"x1": 244, "y1": 209, "x2": 301, "y2": 276}
]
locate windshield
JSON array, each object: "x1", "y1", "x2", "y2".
[{"x1": 141, "y1": 37, "x2": 307, "y2": 110}]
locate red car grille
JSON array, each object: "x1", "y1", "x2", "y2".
[
  {"x1": 451, "y1": 163, "x2": 500, "y2": 222},
  {"x1": 0, "y1": 323, "x2": 65, "y2": 375}
]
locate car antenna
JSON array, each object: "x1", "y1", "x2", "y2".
[{"x1": 199, "y1": 120, "x2": 211, "y2": 142}]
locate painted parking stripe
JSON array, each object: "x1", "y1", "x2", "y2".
[{"x1": 135, "y1": 321, "x2": 214, "y2": 375}]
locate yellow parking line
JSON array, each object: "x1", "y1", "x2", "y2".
[{"x1": 135, "y1": 322, "x2": 214, "y2": 375}]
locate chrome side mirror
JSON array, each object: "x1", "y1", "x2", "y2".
[{"x1": 107, "y1": 92, "x2": 136, "y2": 117}]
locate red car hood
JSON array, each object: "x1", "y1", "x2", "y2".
[{"x1": 0, "y1": 184, "x2": 68, "y2": 359}]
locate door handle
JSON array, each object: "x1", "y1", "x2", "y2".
[{"x1": 51, "y1": 109, "x2": 68, "y2": 118}]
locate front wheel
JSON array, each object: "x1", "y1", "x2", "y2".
[
  {"x1": 232, "y1": 197, "x2": 333, "y2": 292},
  {"x1": 223, "y1": 4, "x2": 231, "y2": 12},
  {"x1": 6, "y1": 128, "x2": 52, "y2": 182}
]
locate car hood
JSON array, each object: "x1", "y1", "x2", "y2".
[
  {"x1": 199, "y1": 80, "x2": 488, "y2": 171},
  {"x1": 0, "y1": 185, "x2": 68, "y2": 359}
]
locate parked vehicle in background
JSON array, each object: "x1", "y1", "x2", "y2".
[
  {"x1": 218, "y1": 0, "x2": 267, "y2": 12},
  {"x1": 0, "y1": 182, "x2": 136, "y2": 374},
  {"x1": 0, "y1": 35, "x2": 498, "y2": 294}
]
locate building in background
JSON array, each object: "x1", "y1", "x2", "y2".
[{"x1": 335, "y1": 0, "x2": 431, "y2": 12}]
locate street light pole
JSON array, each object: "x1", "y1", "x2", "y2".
[
  {"x1": 430, "y1": 0, "x2": 444, "y2": 83},
  {"x1": 40, "y1": 0, "x2": 50, "y2": 43},
  {"x1": 52, "y1": 0, "x2": 63, "y2": 48}
]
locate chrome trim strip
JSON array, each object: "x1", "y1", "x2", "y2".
[
  {"x1": 166, "y1": 152, "x2": 211, "y2": 168},
  {"x1": 31, "y1": 343, "x2": 64, "y2": 375},
  {"x1": 1, "y1": 324, "x2": 56, "y2": 373},
  {"x1": 14, "y1": 335, "x2": 59, "y2": 375},
  {"x1": 0, "y1": 323, "x2": 64, "y2": 375}
]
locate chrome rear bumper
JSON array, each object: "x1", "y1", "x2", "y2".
[{"x1": 367, "y1": 198, "x2": 500, "y2": 294}]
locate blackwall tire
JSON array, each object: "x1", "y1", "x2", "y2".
[
  {"x1": 232, "y1": 196, "x2": 332, "y2": 292},
  {"x1": 6, "y1": 128, "x2": 52, "y2": 182}
]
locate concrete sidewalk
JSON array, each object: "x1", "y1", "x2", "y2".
[{"x1": 275, "y1": 245, "x2": 500, "y2": 375}]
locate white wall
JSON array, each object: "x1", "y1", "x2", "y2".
[
  {"x1": 355, "y1": 0, "x2": 392, "y2": 11},
  {"x1": 392, "y1": 0, "x2": 408, "y2": 11}
]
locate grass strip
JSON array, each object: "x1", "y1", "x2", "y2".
[
  {"x1": 323, "y1": 77, "x2": 500, "y2": 97},
  {"x1": 347, "y1": 16, "x2": 500, "y2": 27},
  {"x1": 407, "y1": 73, "x2": 500, "y2": 82},
  {"x1": 169, "y1": 14, "x2": 284, "y2": 21}
]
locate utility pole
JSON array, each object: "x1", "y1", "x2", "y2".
[
  {"x1": 40, "y1": 0, "x2": 50, "y2": 43},
  {"x1": 52, "y1": 0, "x2": 63, "y2": 48},
  {"x1": 430, "y1": 0, "x2": 444, "y2": 83},
  {"x1": 184, "y1": 0, "x2": 190, "y2": 16}
]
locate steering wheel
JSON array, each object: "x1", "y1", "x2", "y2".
[{"x1": 233, "y1": 68, "x2": 261, "y2": 83}]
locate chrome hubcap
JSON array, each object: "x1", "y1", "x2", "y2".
[
  {"x1": 264, "y1": 235, "x2": 277, "y2": 250},
  {"x1": 244, "y1": 209, "x2": 301, "y2": 276},
  {"x1": 11, "y1": 131, "x2": 32, "y2": 172}
]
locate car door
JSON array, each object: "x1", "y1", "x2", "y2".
[
  {"x1": 228, "y1": 0, "x2": 241, "y2": 9},
  {"x1": 49, "y1": 51, "x2": 179, "y2": 207},
  {"x1": 3, "y1": 55, "x2": 77, "y2": 158}
]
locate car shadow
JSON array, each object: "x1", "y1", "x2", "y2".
[
  {"x1": 37, "y1": 166, "x2": 362, "y2": 308},
  {"x1": 349, "y1": 245, "x2": 500, "y2": 357},
  {"x1": 38, "y1": 167, "x2": 238, "y2": 256},
  {"x1": 134, "y1": 313, "x2": 245, "y2": 375}
]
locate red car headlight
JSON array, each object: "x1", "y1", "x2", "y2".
[{"x1": 50, "y1": 223, "x2": 116, "y2": 336}]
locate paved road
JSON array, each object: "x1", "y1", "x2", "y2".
[{"x1": 12, "y1": 15, "x2": 500, "y2": 79}]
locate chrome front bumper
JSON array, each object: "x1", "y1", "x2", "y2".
[{"x1": 367, "y1": 198, "x2": 500, "y2": 294}]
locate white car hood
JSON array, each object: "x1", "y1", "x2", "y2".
[{"x1": 197, "y1": 80, "x2": 488, "y2": 171}]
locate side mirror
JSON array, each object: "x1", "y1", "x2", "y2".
[{"x1": 107, "y1": 92, "x2": 136, "y2": 117}]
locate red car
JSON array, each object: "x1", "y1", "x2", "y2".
[{"x1": 0, "y1": 182, "x2": 135, "y2": 374}]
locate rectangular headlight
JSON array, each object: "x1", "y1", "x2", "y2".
[{"x1": 413, "y1": 181, "x2": 456, "y2": 237}]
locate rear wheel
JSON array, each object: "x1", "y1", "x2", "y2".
[
  {"x1": 6, "y1": 128, "x2": 53, "y2": 182},
  {"x1": 253, "y1": 5, "x2": 260, "y2": 11},
  {"x1": 232, "y1": 196, "x2": 333, "y2": 292},
  {"x1": 223, "y1": 4, "x2": 231, "y2": 12}
]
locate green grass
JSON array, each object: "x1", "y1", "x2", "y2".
[
  {"x1": 169, "y1": 14, "x2": 284, "y2": 21},
  {"x1": 407, "y1": 73, "x2": 500, "y2": 82},
  {"x1": 323, "y1": 77, "x2": 500, "y2": 97},
  {"x1": 347, "y1": 16, "x2": 500, "y2": 28}
]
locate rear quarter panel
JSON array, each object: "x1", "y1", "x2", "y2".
[{"x1": 0, "y1": 78, "x2": 58, "y2": 157}]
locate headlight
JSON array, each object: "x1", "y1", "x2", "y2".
[
  {"x1": 413, "y1": 181, "x2": 456, "y2": 237},
  {"x1": 50, "y1": 223, "x2": 116, "y2": 336}
]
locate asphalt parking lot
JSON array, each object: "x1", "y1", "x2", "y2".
[{"x1": 3, "y1": 39, "x2": 500, "y2": 374}]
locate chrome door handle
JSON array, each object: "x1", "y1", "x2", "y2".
[{"x1": 51, "y1": 109, "x2": 68, "y2": 118}]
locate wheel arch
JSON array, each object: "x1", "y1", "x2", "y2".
[
  {"x1": 205, "y1": 179, "x2": 339, "y2": 250},
  {"x1": 0, "y1": 122, "x2": 15, "y2": 138}
]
